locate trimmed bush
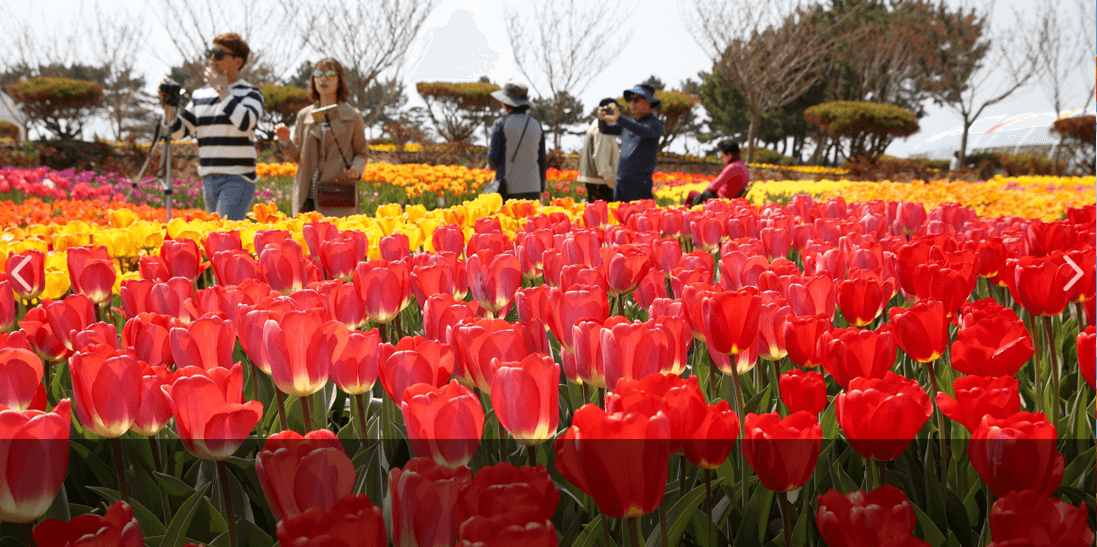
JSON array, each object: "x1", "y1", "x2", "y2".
[
  {"x1": 804, "y1": 101, "x2": 918, "y2": 163},
  {"x1": 7, "y1": 77, "x2": 104, "y2": 140},
  {"x1": 416, "y1": 81, "x2": 502, "y2": 143},
  {"x1": 0, "y1": 120, "x2": 19, "y2": 142},
  {"x1": 259, "y1": 84, "x2": 311, "y2": 140}
]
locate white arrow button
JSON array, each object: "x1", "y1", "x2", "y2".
[
  {"x1": 9, "y1": 254, "x2": 32, "y2": 293},
  {"x1": 1064, "y1": 256, "x2": 1085, "y2": 292}
]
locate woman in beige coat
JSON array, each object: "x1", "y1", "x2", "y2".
[{"x1": 275, "y1": 58, "x2": 367, "y2": 217}]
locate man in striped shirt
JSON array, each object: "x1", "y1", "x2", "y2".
[{"x1": 161, "y1": 33, "x2": 264, "y2": 221}]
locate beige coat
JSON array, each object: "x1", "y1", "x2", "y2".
[
  {"x1": 577, "y1": 119, "x2": 618, "y2": 188},
  {"x1": 285, "y1": 103, "x2": 368, "y2": 217}
]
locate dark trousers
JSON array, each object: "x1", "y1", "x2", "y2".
[
  {"x1": 613, "y1": 177, "x2": 654, "y2": 202},
  {"x1": 585, "y1": 183, "x2": 614, "y2": 203}
]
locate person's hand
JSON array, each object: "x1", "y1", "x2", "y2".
[
  {"x1": 204, "y1": 66, "x2": 228, "y2": 97},
  {"x1": 345, "y1": 167, "x2": 360, "y2": 180},
  {"x1": 274, "y1": 123, "x2": 290, "y2": 142}
]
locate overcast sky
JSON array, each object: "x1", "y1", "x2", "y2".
[{"x1": 4, "y1": 0, "x2": 1094, "y2": 158}]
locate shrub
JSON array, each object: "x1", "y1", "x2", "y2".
[
  {"x1": 7, "y1": 77, "x2": 104, "y2": 140},
  {"x1": 744, "y1": 147, "x2": 796, "y2": 165},
  {"x1": 804, "y1": 101, "x2": 919, "y2": 163},
  {"x1": 416, "y1": 81, "x2": 502, "y2": 143},
  {"x1": 1051, "y1": 115, "x2": 1095, "y2": 175},
  {"x1": 0, "y1": 120, "x2": 20, "y2": 142},
  {"x1": 997, "y1": 153, "x2": 1068, "y2": 177},
  {"x1": 259, "y1": 84, "x2": 311, "y2": 141}
]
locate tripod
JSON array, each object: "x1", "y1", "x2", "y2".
[{"x1": 134, "y1": 106, "x2": 177, "y2": 222}]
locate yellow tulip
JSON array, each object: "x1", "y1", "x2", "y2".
[
  {"x1": 109, "y1": 208, "x2": 139, "y2": 228},
  {"x1": 43, "y1": 270, "x2": 70, "y2": 300}
]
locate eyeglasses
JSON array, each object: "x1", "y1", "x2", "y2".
[
  {"x1": 205, "y1": 48, "x2": 233, "y2": 60},
  {"x1": 628, "y1": 97, "x2": 647, "y2": 103},
  {"x1": 313, "y1": 69, "x2": 338, "y2": 80}
]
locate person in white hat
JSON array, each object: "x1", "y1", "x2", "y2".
[{"x1": 487, "y1": 81, "x2": 547, "y2": 202}]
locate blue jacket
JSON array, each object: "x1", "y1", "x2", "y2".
[
  {"x1": 599, "y1": 113, "x2": 663, "y2": 182},
  {"x1": 488, "y1": 112, "x2": 547, "y2": 195}
]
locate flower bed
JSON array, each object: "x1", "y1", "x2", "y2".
[{"x1": 0, "y1": 193, "x2": 1093, "y2": 546}]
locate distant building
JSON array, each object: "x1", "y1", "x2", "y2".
[
  {"x1": 908, "y1": 107, "x2": 1096, "y2": 161},
  {"x1": 0, "y1": 90, "x2": 27, "y2": 141}
]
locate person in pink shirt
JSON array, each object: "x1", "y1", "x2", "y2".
[{"x1": 688, "y1": 139, "x2": 751, "y2": 206}]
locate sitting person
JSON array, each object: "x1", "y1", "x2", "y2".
[{"x1": 688, "y1": 139, "x2": 751, "y2": 206}]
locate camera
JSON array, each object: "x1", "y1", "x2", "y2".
[
  {"x1": 599, "y1": 104, "x2": 616, "y2": 116},
  {"x1": 159, "y1": 79, "x2": 184, "y2": 107}
]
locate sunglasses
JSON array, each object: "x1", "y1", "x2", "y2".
[
  {"x1": 313, "y1": 69, "x2": 338, "y2": 80},
  {"x1": 205, "y1": 48, "x2": 234, "y2": 60}
]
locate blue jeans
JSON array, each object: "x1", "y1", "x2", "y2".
[{"x1": 203, "y1": 174, "x2": 256, "y2": 221}]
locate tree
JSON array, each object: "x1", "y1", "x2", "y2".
[
  {"x1": 1028, "y1": 3, "x2": 1084, "y2": 175},
  {"x1": 416, "y1": 81, "x2": 501, "y2": 144},
  {"x1": 282, "y1": 0, "x2": 440, "y2": 130},
  {"x1": 530, "y1": 91, "x2": 586, "y2": 147},
  {"x1": 503, "y1": 0, "x2": 631, "y2": 150},
  {"x1": 918, "y1": 3, "x2": 1038, "y2": 165},
  {"x1": 83, "y1": 6, "x2": 158, "y2": 140},
  {"x1": 1050, "y1": 115, "x2": 1095, "y2": 175},
  {"x1": 803, "y1": 101, "x2": 918, "y2": 163},
  {"x1": 1076, "y1": 0, "x2": 1096, "y2": 110},
  {"x1": 8, "y1": 77, "x2": 104, "y2": 140},
  {"x1": 259, "y1": 85, "x2": 310, "y2": 141},
  {"x1": 684, "y1": 0, "x2": 851, "y2": 162},
  {"x1": 286, "y1": 60, "x2": 315, "y2": 90},
  {"x1": 356, "y1": 77, "x2": 409, "y2": 139},
  {"x1": 652, "y1": 90, "x2": 700, "y2": 153}
]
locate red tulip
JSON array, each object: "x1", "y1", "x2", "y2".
[
  {"x1": 683, "y1": 400, "x2": 740, "y2": 469},
  {"x1": 131, "y1": 364, "x2": 175, "y2": 436},
  {"x1": 968, "y1": 411, "x2": 1064, "y2": 497},
  {"x1": 912, "y1": 260, "x2": 978, "y2": 317},
  {"x1": 552, "y1": 404, "x2": 671, "y2": 518},
  {"x1": 458, "y1": 462, "x2": 560, "y2": 523},
  {"x1": 1007, "y1": 254, "x2": 1077, "y2": 317},
  {"x1": 783, "y1": 313, "x2": 832, "y2": 368},
  {"x1": 168, "y1": 315, "x2": 236, "y2": 371},
  {"x1": 888, "y1": 299, "x2": 949, "y2": 363},
  {"x1": 601, "y1": 319, "x2": 673, "y2": 389},
  {"x1": 448, "y1": 317, "x2": 540, "y2": 393},
  {"x1": 390, "y1": 458, "x2": 472, "y2": 547},
  {"x1": 203, "y1": 230, "x2": 243, "y2": 258},
  {"x1": 67, "y1": 246, "x2": 115, "y2": 304},
  {"x1": 412, "y1": 255, "x2": 462, "y2": 305},
  {"x1": 160, "y1": 238, "x2": 203, "y2": 282},
  {"x1": 457, "y1": 509, "x2": 557, "y2": 547},
  {"x1": 545, "y1": 285, "x2": 609, "y2": 353},
  {"x1": 702, "y1": 287, "x2": 761, "y2": 355},
  {"x1": 757, "y1": 300, "x2": 793, "y2": 361},
  {"x1": 69, "y1": 344, "x2": 143, "y2": 438},
  {"x1": 1079, "y1": 326, "x2": 1095, "y2": 389},
  {"x1": 255, "y1": 429, "x2": 355, "y2": 522},
  {"x1": 380, "y1": 232, "x2": 411, "y2": 262},
  {"x1": 936, "y1": 375, "x2": 1020, "y2": 433},
  {"x1": 491, "y1": 354, "x2": 559, "y2": 447},
  {"x1": 139, "y1": 255, "x2": 171, "y2": 282},
  {"x1": 422, "y1": 293, "x2": 479, "y2": 342},
  {"x1": 779, "y1": 369, "x2": 827, "y2": 415},
  {"x1": 144, "y1": 278, "x2": 196, "y2": 322},
  {"x1": 121, "y1": 313, "x2": 178, "y2": 369},
  {"x1": 988, "y1": 490, "x2": 1094, "y2": 547},
  {"x1": 603, "y1": 244, "x2": 653, "y2": 297},
  {"x1": 607, "y1": 373, "x2": 707, "y2": 455},
  {"x1": 951, "y1": 309, "x2": 1034, "y2": 377},
  {"x1": 741, "y1": 411, "x2": 822, "y2": 492},
  {"x1": 319, "y1": 237, "x2": 365, "y2": 281},
  {"x1": 561, "y1": 229, "x2": 602, "y2": 267},
  {"x1": 378, "y1": 335, "x2": 454, "y2": 404},
  {"x1": 401, "y1": 380, "x2": 485, "y2": 469},
  {"x1": 0, "y1": 347, "x2": 43, "y2": 412},
  {"x1": 276, "y1": 493, "x2": 386, "y2": 547},
  {"x1": 835, "y1": 371, "x2": 932, "y2": 461},
  {"x1": 467, "y1": 250, "x2": 522, "y2": 315},
  {"x1": 837, "y1": 268, "x2": 894, "y2": 327},
  {"x1": 0, "y1": 284, "x2": 11, "y2": 332},
  {"x1": 263, "y1": 309, "x2": 349, "y2": 397},
  {"x1": 353, "y1": 259, "x2": 411, "y2": 324},
  {"x1": 33, "y1": 500, "x2": 143, "y2": 547},
  {"x1": 816, "y1": 485, "x2": 927, "y2": 547},
  {"x1": 162, "y1": 364, "x2": 263, "y2": 460},
  {"x1": 570, "y1": 317, "x2": 619, "y2": 388},
  {"x1": 717, "y1": 251, "x2": 767, "y2": 292},
  {"x1": 786, "y1": 274, "x2": 835, "y2": 318},
  {"x1": 6, "y1": 249, "x2": 45, "y2": 301},
  {"x1": 329, "y1": 329, "x2": 383, "y2": 395},
  {"x1": 46, "y1": 294, "x2": 97, "y2": 352},
  {"x1": 432, "y1": 224, "x2": 467, "y2": 255},
  {"x1": 258, "y1": 239, "x2": 309, "y2": 294},
  {"x1": 892, "y1": 201, "x2": 927, "y2": 234},
  {"x1": 210, "y1": 249, "x2": 258, "y2": 287},
  {"x1": 820, "y1": 325, "x2": 897, "y2": 389},
  {"x1": 0, "y1": 399, "x2": 71, "y2": 523}
]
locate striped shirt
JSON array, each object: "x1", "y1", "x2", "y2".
[{"x1": 170, "y1": 80, "x2": 264, "y2": 182}]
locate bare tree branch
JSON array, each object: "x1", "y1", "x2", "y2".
[
  {"x1": 503, "y1": 0, "x2": 633, "y2": 149},
  {"x1": 1078, "y1": 0, "x2": 1097, "y2": 111}
]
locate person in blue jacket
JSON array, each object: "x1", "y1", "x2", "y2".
[{"x1": 597, "y1": 83, "x2": 664, "y2": 202}]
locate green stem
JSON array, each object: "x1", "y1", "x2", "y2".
[
  {"x1": 778, "y1": 491, "x2": 792, "y2": 547},
  {"x1": 216, "y1": 460, "x2": 238, "y2": 547},
  {"x1": 355, "y1": 393, "x2": 369, "y2": 439},
  {"x1": 878, "y1": 459, "x2": 888, "y2": 487},
  {"x1": 705, "y1": 469, "x2": 714, "y2": 547},
  {"x1": 679, "y1": 456, "x2": 687, "y2": 498},
  {"x1": 598, "y1": 387, "x2": 606, "y2": 409},
  {"x1": 602, "y1": 513, "x2": 612, "y2": 547},
  {"x1": 23, "y1": 522, "x2": 36, "y2": 547},
  {"x1": 43, "y1": 360, "x2": 54, "y2": 407},
  {"x1": 275, "y1": 390, "x2": 288, "y2": 432},
  {"x1": 1043, "y1": 316, "x2": 1060, "y2": 428},
  {"x1": 708, "y1": 348, "x2": 717, "y2": 402},
  {"x1": 628, "y1": 516, "x2": 641, "y2": 547},
  {"x1": 111, "y1": 437, "x2": 129, "y2": 503},
  {"x1": 1028, "y1": 312, "x2": 1044, "y2": 415},
  {"x1": 528, "y1": 444, "x2": 537, "y2": 466},
  {"x1": 498, "y1": 419, "x2": 507, "y2": 463},
  {"x1": 659, "y1": 500, "x2": 669, "y2": 547},
  {"x1": 1076, "y1": 301, "x2": 1087, "y2": 329},
  {"x1": 926, "y1": 360, "x2": 949, "y2": 480},
  {"x1": 582, "y1": 383, "x2": 590, "y2": 406},
  {"x1": 730, "y1": 368, "x2": 746, "y2": 437},
  {"x1": 300, "y1": 393, "x2": 314, "y2": 433}
]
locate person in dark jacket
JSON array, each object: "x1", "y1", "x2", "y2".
[
  {"x1": 487, "y1": 81, "x2": 547, "y2": 202},
  {"x1": 597, "y1": 83, "x2": 664, "y2": 202}
]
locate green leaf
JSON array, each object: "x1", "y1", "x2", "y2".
[
  {"x1": 945, "y1": 488, "x2": 975, "y2": 547},
  {"x1": 819, "y1": 402, "x2": 838, "y2": 440},
  {"x1": 1061, "y1": 446, "x2": 1096, "y2": 489},
  {"x1": 86, "y1": 486, "x2": 167, "y2": 537},
  {"x1": 743, "y1": 385, "x2": 771, "y2": 416},
  {"x1": 572, "y1": 514, "x2": 617, "y2": 547},
  {"x1": 732, "y1": 485, "x2": 773, "y2": 547},
  {"x1": 644, "y1": 483, "x2": 707, "y2": 547},
  {"x1": 911, "y1": 502, "x2": 947, "y2": 547},
  {"x1": 209, "y1": 519, "x2": 275, "y2": 547},
  {"x1": 155, "y1": 471, "x2": 198, "y2": 499},
  {"x1": 160, "y1": 483, "x2": 210, "y2": 547}
]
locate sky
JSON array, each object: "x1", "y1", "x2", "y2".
[{"x1": 3, "y1": 0, "x2": 1094, "y2": 159}]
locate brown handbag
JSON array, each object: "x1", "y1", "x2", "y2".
[{"x1": 311, "y1": 121, "x2": 357, "y2": 208}]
